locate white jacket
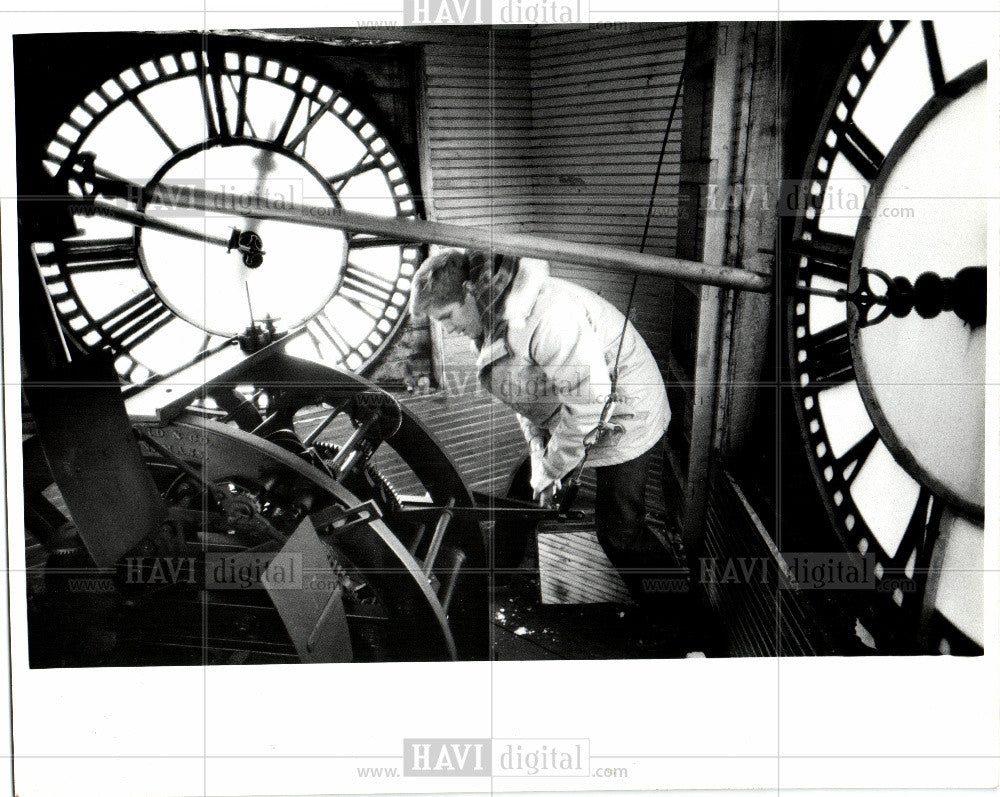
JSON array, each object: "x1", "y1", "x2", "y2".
[{"x1": 476, "y1": 258, "x2": 670, "y2": 486}]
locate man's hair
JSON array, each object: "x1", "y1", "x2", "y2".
[{"x1": 410, "y1": 249, "x2": 470, "y2": 317}]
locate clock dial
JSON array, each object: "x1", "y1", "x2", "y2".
[
  {"x1": 36, "y1": 42, "x2": 420, "y2": 382},
  {"x1": 850, "y1": 67, "x2": 986, "y2": 516},
  {"x1": 788, "y1": 20, "x2": 986, "y2": 653}
]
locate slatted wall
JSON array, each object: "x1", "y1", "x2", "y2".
[
  {"x1": 422, "y1": 27, "x2": 534, "y2": 228},
  {"x1": 705, "y1": 469, "x2": 830, "y2": 656},
  {"x1": 419, "y1": 25, "x2": 685, "y2": 384},
  {"x1": 528, "y1": 24, "x2": 685, "y2": 373},
  {"x1": 420, "y1": 27, "x2": 534, "y2": 380}
]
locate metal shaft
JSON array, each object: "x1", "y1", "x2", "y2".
[
  {"x1": 439, "y1": 549, "x2": 466, "y2": 615},
  {"x1": 302, "y1": 400, "x2": 351, "y2": 447},
  {"x1": 89, "y1": 198, "x2": 233, "y2": 249},
  {"x1": 150, "y1": 184, "x2": 772, "y2": 292},
  {"x1": 422, "y1": 498, "x2": 456, "y2": 576},
  {"x1": 327, "y1": 414, "x2": 379, "y2": 475}
]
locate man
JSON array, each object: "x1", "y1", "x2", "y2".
[{"x1": 410, "y1": 248, "x2": 675, "y2": 604}]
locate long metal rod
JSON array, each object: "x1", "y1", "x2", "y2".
[
  {"x1": 327, "y1": 415, "x2": 378, "y2": 475},
  {"x1": 148, "y1": 184, "x2": 772, "y2": 293},
  {"x1": 302, "y1": 399, "x2": 351, "y2": 447},
  {"x1": 89, "y1": 198, "x2": 233, "y2": 249},
  {"x1": 422, "y1": 498, "x2": 455, "y2": 576}
]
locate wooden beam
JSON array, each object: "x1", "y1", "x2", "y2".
[{"x1": 682, "y1": 22, "x2": 745, "y2": 559}]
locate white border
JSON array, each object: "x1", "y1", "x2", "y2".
[{"x1": 1, "y1": 5, "x2": 998, "y2": 797}]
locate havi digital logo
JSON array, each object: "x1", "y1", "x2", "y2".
[
  {"x1": 404, "y1": 0, "x2": 490, "y2": 23},
  {"x1": 403, "y1": 738, "x2": 491, "y2": 776}
]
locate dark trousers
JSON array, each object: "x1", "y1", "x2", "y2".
[
  {"x1": 499, "y1": 445, "x2": 675, "y2": 602},
  {"x1": 594, "y1": 447, "x2": 675, "y2": 602}
]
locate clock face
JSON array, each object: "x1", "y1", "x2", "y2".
[
  {"x1": 788, "y1": 20, "x2": 987, "y2": 653},
  {"x1": 34, "y1": 42, "x2": 421, "y2": 383}
]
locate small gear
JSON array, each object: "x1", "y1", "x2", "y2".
[{"x1": 46, "y1": 522, "x2": 87, "y2": 557}]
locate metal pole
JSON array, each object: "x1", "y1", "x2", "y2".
[{"x1": 150, "y1": 184, "x2": 772, "y2": 293}]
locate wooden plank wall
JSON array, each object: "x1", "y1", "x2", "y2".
[
  {"x1": 421, "y1": 27, "x2": 534, "y2": 384},
  {"x1": 422, "y1": 27, "x2": 534, "y2": 229},
  {"x1": 419, "y1": 25, "x2": 685, "y2": 387},
  {"x1": 528, "y1": 24, "x2": 686, "y2": 374}
]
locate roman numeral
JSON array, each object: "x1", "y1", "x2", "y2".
[
  {"x1": 41, "y1": 237, "x2": 140, "y2": 274},
  {"x1": 97, "y1": 288, "x2": 174, "y2": 351},
  {"x1": 232, "y1": 73, "x2": 251, "y2": 138},
  {"x1": 305, "y1": 316, "x2": 350, "y2": 360},
  {"x1": 285, "y1": 93, "x2": 340, "y2": 153},
  {"x1": 803, "y1": 321, "x2": 854, "y2": 389},
  {"x1": 200, "y1": 51, "x2": 231, "y2": 140},
  {"x1": 839, "y1": 122, "x2": 884, "y2": 182},
  {"x1": 906, "y1": 489, "x2": 944, "y2": 612},
  {"x1": 876, "y1": 486, "x2": 942, "y2": 617},
  {"x1": 340, "y1": 262, "x2": 395, "y2": 308},
  {"x1": 836, "y1": 427, "x2": 879, "y2": 487},
  {"x1": 274, "y1": 80, "x2": 307, "y2": 147},
  {"x1": 897, "y1": 486, "x2": 937, "y2": 564},
  {"x1": 128, "y1": 95, "x2": 179, "y2": 154},
  {"x1": 338, "y1": 293, "x2": 380, "y2": 321},
  {"x1": 328, "y1": 154, "x2": 381, "y2": 194},
  {"x1": 790, "y1": 232, "x2": 855, "y2": 284},
  {"x1": 921, "y1": 22, "x2": 946, "y2": 92}
]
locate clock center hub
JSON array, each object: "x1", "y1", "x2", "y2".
[{"x1": 141, "y1": 143, "x2": 348, "y2": 337}]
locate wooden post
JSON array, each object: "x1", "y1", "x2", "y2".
[
  {"x1": 682, "y1": 23, "x2": 746, "y2": 562},
  {"x1": 716, "y1": 22, "x2": 778, "y2": 456}
]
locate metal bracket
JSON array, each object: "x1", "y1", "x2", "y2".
[{"x1": 309, "y1": 500, "x2": 383, "y2": 537}]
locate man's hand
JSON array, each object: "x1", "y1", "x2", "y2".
[
  {"x1": 528, "y1": 435, "x2": 557, "y2": 505},
  {"x1": 533, "y1": 479, "x2": 561, "y2": 509},
  {"x1": 528, "y1": 435, "x2": 547, "y2": 493}
]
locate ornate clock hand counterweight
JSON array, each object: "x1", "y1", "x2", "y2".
[{"x1": 793, "y1": 262, "x2": 986, "y2": 329}]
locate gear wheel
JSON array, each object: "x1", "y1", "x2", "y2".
[{"x1": 312, "y1": 440, "x2": 403, "y2": 514}]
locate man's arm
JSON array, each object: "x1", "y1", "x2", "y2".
[
  {"x1": 527, "y1": 306, "x2": 610, "y2": 492},
  {"x1": 515, "y1": 413, "x2": 545, "y2": 447}
]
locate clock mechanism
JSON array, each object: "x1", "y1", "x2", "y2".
[
  {"x1": 787, "y1": 20, "x2": 987, "y2": 654},
  {"x1": 19, "y1": 34, "x2": 497, "y2": 664}
]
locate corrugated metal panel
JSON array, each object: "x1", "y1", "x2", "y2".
[{"x1": 538, "y1": 527, "x2": 633, "y2": 605}]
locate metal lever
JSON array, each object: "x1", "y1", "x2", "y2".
[{"x1": 422, "y1": 498, "x2": 455, "y2": 575}]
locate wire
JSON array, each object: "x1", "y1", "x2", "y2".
[{"x1": 609, "y1": 49, "x2": 689, "y2": 391}]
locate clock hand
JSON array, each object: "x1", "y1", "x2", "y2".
[
  {"x1": 69, "y1": 157, "x2": 267, "y2": 268},
  {"x1": 245, "y1": 134, "x2": 277, "y2": 236},
  {"x1": 84, "y1": 197, "x2": 233, "y2": 249},
  {"x1": 796, "y1": 266, "x2": 986, "y2": 330},
  {"x1": 230, "y1": 139, "x2": 277, "y2": 268},
  {"x1": 83, "y1": 197, "x2": 267, "y2": 267}
]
